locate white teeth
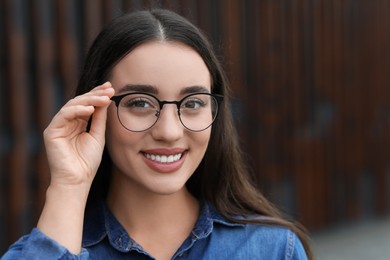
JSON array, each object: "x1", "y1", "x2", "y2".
[{"x1": 145, "y1": 153, "x2": 182, "y2": 163}]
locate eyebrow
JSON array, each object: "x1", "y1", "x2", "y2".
[
  {"x1": 180, "y1": 85, "x2": 210, "y2": 95},
  {"x1": 117, "y1": 84, "x2": 158, "y2": 94},
  {"x1": 116, "y1": 84, "x2": 210, "y2": 95}
]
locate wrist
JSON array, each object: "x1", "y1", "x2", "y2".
[
  {"x1": 37, "y1": 183, "x2": 91, "y2": 254},
  {"x1": 46, "y1": 181, "x2": 91, "y2": 200}
]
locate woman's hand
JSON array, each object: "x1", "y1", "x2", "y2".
[
  {"x1": 43, "y1": 82, "x2": 115, "y2": 188},
  {"x1": 37, "y1": 82, "x2": 115, "y2": 254}
]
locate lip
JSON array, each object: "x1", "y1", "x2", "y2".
[
  {"x1": 142, "y1": 148, "x2": 187, "y2": 155},
  {"x1": 141, "y1": 148, "x2": 187, "y2": 173}
]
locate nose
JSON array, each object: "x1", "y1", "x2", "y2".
[{"x1": 150, "y1": 105, "x2": 184, "y2": 141}]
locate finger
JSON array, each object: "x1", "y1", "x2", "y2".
[
  {"x1": 88, "y1": 89, "x2": 115, "y2": 141},
  {"x1": 88, "y1": 105, "x2": 108, "y2": 142},
  {"x1": 48, "y1": 105, "x2": 95, "y2": 130},
  {"x1": 93, "y1": 81, "x2": 112, "y2": 90},
  {"x1": 67, "y1": 82, "x2": 113, "y2": 105},
  {"x1": 66, "y1": 94, "x2": 112, "y2": 108},
  {"x1": 60, "y1": 105, "x2": 95, "y2": 121}
]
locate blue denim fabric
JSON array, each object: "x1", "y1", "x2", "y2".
[{"x1": 2, "y1": 200, "x2": 308, "y2": 259}]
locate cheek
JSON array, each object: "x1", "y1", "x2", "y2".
[
  {"x1": 105, "y1": 115, "x2": 144, "y2": 172},
  {"x1": 106, "y1": 106, "x2": 145, "y2": 147},
  {"x1": 106, "y1": 106, "x2": 133, "y2": 146},
  {"x1": 194, "y1": 129, "x2": 212, "y2": 152}
]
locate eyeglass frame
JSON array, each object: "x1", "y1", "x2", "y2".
[{"x1": 111, "y1": 92, "x2": 224, "y2": 132}]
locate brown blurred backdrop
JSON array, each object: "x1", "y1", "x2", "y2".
[{"x1": 1, "y1": 0, "x2": 390, "y2": 254}]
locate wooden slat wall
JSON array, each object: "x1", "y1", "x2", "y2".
[
  {"x1": 3, "y1": 0, "x2": 31, "y2": 251},
  {"x1": 1, "y1": 0, "x2": 390, "y2": 253}
]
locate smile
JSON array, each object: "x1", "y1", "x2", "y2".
[{"x1": 144, "y1": 153, "x2": 183, "y2": 163}]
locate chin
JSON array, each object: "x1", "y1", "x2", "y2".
[{"x1": 147, "y1": 181, "x2": 189, "y2": 196}]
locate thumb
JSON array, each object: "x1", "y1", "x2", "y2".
[
  {"x1": 88, "y1": 103, "x2": 110, "y2": 144},
  {"x1": 88, "y1": 84, "x2": 115, "y2": 142}
]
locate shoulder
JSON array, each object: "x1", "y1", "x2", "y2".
[
  {"x1": 209, "y1": 220, "x2": 308, "y2": 259},
  {"x1": 195, "y1": 202, "x2": 308, "y2": 259}
]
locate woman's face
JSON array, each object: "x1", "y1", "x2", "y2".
[{"x1": 106, "y1": 41, "x2": 211, "y2": 195}]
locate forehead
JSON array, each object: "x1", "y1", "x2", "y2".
[{"x1": 109, "y1": 41, "x2": 211, "y2": 95}]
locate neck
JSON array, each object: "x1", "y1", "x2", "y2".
[
  {"x1": 106, "y1": 172, "x2": 200, "y2": 259},
  {"x1": 106, "y1": 172, "x2": 200, "y2": 238}
]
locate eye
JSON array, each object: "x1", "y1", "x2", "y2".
[
  {"x1": 124, "y1": 98, "x2": 151, "y2": 108},
  {"x1": 120, "y1": 94, "x2": 158, "y2": 110},
  {"x1": 182, "y1": 97, "x2": 206, "y2": 110}
]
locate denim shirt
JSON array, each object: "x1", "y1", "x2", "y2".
[{"x1": 2, "y1": 200, "x2": 308, "y2": 259}]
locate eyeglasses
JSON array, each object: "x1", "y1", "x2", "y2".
[{"x1": 111, "y1": 92, "x2": 224, "y2": 132}]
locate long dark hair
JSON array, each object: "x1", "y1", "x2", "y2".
[{"x1": 76, "y1": 9, "x2": 313, "y2": 258}]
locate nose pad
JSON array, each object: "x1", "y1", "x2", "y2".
[
  {"x1": 151, "y1": 106, "x2": 183, "y2": 140},
  {"x1": 156, "y1": 107, "x2": 181, "y2": 126}
]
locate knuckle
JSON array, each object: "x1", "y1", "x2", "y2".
[
  {"x1": 57, "y1": 107, "x2": 67, "y2": 116},
  {"x1": 43, "y1": 126, "x2": 53, "y2": 140}
]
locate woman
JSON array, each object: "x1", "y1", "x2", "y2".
[{"x1": 2, "y1": 9, "x2": 312, "y2": 259}]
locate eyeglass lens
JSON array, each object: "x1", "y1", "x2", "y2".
[{"x1": 116, "y1": 93, "x2": 219, "y2": 132}]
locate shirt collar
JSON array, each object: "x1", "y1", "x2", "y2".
[
  {"x1": 191, "y1": 201, "x2": 244, "y2": 239},
  {"x1": 82, "y1": 200, "x2": 142, "y2": 252},
  {"x1": 82, "y1": 199, "x2": 244, "y2": 251}
]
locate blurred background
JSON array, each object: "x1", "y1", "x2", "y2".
[{"x1": 1, "y1": 0, "x2": 390, "y2": 259}]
